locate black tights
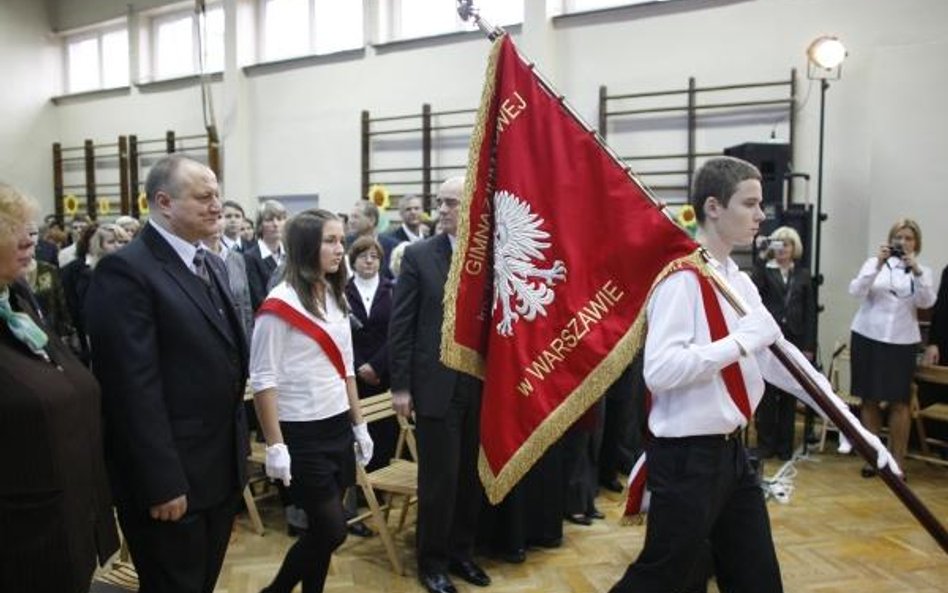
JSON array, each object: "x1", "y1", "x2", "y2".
[{"x1": 266, "y1": 493, "x2": 348, "y2": 593}]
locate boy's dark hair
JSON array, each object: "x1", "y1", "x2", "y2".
[
  {"x1": 689, "y1": 156, "x2": 761, "y2": 223},
  {"x1": 222, "y1": 200, "x2": 245, "y2": 216}
]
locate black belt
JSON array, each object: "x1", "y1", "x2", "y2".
[{"x1": 653, "y1": 428, "x2": 743, "y2": 446}]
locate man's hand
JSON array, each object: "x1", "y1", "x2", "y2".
[
  {"x1": 149, "y1": 494, "x2": 188, "y2": 522},
  {"x1": 357, "y1": 364, "x2": 380, "y2": 386},
  {"x1": 392, "y1": 389, "x2": 413, "y2": 418}
]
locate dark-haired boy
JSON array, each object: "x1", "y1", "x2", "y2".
[{"x1": 609, "y1": 156, "x2": 900, "y2": 593}]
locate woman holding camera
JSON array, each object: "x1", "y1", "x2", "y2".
[
  {"x1": 752, "y1": 226, "x2": 816, "y2": 460},
  {"x1": 848, "y1": 218, "x2": 936, "y2": 478}
]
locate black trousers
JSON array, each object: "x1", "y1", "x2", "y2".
[
  {"x1": 117, "y1": 495, "x2": 238, "y2": 593},
  {"x1": 415, "y1": 377, "x2": 482, "y2": 574},
  {"x1": 610, "y1": 435, "x2": 782, "y2": 593},
  {"x1": 755, "y1": 384, "x2": 797, "y2": 458}
]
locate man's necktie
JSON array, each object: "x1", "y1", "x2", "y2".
[{"x1": 193, "y1": 249, "x2": 211, "y2": 286}]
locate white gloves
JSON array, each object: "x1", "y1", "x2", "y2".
[
  {"x1": 353, "y1": 422, "x2": 374, "y2": 467},
  {"x1": 834, "y1": 403, "x2": 903, "y2": 476},
  {"x1": 265, "y1": 443, "x2": 292, "y2": 486},
  {"x1": 732, "y1": 307, "x2": 781, "y2": 355}
]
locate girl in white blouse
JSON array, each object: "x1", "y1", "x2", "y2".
[
  {"x1": 250, "y1": 209, "x2": 373, "y2": 593},
  {"x1": 848, "y1": 218, "x2": 936, "y2": 478}
]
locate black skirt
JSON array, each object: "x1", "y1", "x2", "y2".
[
  {"x1": 281, "y1": 411, "x2": 355, "y2": 504},
  {"x1": 850, "y1": 331, "x2": 917, "y2": 403}
]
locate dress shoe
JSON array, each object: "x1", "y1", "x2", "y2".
[
  {"x1": 566, "y1": 513, "x2": 593, "y2": 526},
  {"x1": 419, "y1": 571, "x2": 457, "y2": 593},
  {"x1": 600, "y1": 478, "x2": 623, "y2": 493},
  {"x1": 347, "y1": 521, "x2": 373, "y2": 538},
  {"x1": 448, "y1": 558, "x2": 491, "y2": 587},
  {"x1": 587, "y1": 507, "x2": 606, "y2": 520},
  {"x1": 861, "y1": 464, "x2": 877, "y2": 479}
]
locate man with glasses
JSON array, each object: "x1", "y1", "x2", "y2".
[{"x1": 389, "y1": 178, "x2": 490, "y2": 593}]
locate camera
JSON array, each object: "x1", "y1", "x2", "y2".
[
  {"x1": 888, "y1": 244, "x2": 905, "y2": 259},
  {"x1": 768, "y1": 240, "x2": 785, "y2": 253}
]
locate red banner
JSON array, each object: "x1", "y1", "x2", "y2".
[{"x1": 441, "y1": 35, "x2": 698, "y2": 503}]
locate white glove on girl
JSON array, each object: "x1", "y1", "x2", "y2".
[
  {"x1": 265, "y1": 443, "x2": 292, "y2": 486},
  {"x1": 353, "y1": 423, "x2": 374, "y2": 467}
]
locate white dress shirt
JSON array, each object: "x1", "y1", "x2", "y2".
[
  {"x1": 353, "y1": 274, "x2": 379, "y2": 312},
  {"x1": 849, "y1": 256, "x2": 936, "y2": 344},
  {"x1": 258, "y1": 240, "x2": 284, "y2": 265},
  {"x1": 149, "y1": 219, "x2": 200, "y2": 273},
  {"x1": 644, "y1": 256, "x2": 832, "y2": 437},
  {"x1": 249, "y1": 282, "x2": 355, "y2": 422},
  {"x1": 401, "y1": 223, "x2": 424, "y2": 243}
]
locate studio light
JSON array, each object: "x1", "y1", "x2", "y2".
[{"x1": 807, "y1": 36, "x2": 847, "y2": 78}]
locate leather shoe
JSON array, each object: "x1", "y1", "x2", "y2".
[
  {"x1": 419, "y1": 571, "x2": 457, "y2": 593},
  {"x1": 566, "y1": 513, "x2": 592, "y2": 526},
  {"x1": 587, "y1": 507, "x2": 605, "y2": 520},
  {"x1": 600, "y1": 478, "x2": 623, "y2": 493},
  {"x1": 347, "y1": 521, "x2": 373, "y2": 538},
  {"x1": 494, "y1": 547, "x2": 526, "y2": 564},
  {"x1": 861, "y1": 464, "x2": 877, "y2": 479},
  {"x1": 527, "y1": 535, "x2": 562, "y2": 548},
  {"x1": 448, "y1": 558, "x2": 491, "y2": 587}
]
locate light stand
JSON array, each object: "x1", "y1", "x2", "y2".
[{"x1": 803, "y1": 35, "x2": 846, "y2": 455}]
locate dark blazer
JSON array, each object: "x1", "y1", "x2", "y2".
[
  {"x1": 59, "y1": 258, "x2": 93, "y2": 363},
  {"x1": 345, "y1": 275, "x2": 394, "y2": 397},
  {"x1": 389, "y1": 233, "x2": 473, "y2": 418},
  {"x1": 752, "y1": 263, "x2": 816, "y2": 352},
  {"x1": 34, "y1": 238, "x2": 59, "y2": 266},
  {"x1": 0, "y1": 280, "x2": 118, "y2": 593},
  {"x1": 85, "y1": 223, "x2": 250, "y2": 512},
  {"x1": 244, "y1": 241, "x2": 279, "y2": 311}
]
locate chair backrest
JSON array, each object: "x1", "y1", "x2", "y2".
[{"x1": 358, "y1": 391, "x2": 418, "y2": 461}]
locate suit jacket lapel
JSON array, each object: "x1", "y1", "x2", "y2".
[
  {"x1": 345, "y1": 280, "x2": 369, "y2": 321},
  {"x1": 433, "y1": 233, "x2": 451, "y2": 285},
  {"x1": 142, "y1": 225, "x2": 237, "y2": 348}
]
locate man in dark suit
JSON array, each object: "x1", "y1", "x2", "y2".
[
  {"x1": 389, "y1": 177, "x2": 490, "y2": 593},
  {"x1": 85, "y1": 154, "x2": 250, "y2": 593},
  {"x1": 221, "y1": 200, "x2": 248, "y2": 253},
  {"x1": 384, "y1": 194, "x2": 428, "y2": 245},
  {"x1": 347, "y1": 199, "x2": 399, "y2": 280}
]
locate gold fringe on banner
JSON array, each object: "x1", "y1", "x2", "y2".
[{"x1": 439, "y1": 34, "x2": 505, "y2": 380}]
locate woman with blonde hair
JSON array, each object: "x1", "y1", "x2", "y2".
[
  {"x1": 751, "y1": 225, "x2": 816, "y2": 459},
  {"x1": 0, "y1": 183, "x2": 118, "y2": 592},
  {"x1": 849, "y1": 218, "x2": 936, "y2": 478}
]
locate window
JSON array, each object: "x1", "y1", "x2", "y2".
[
  {"x1": 560, "y1": 0, "x2": 675, "y2": 14},
  {"x1": 64, "y1": 26, "x2": 129, "y2": 94},
  {"x1": 150, "y1": 4, "x2": 225, "y2": 80},
  {"x1": 260, "y1": 0, "x2": 363, "y2": 62},
  {"x1": 381, "y1": 0, "x2": 522, "y2": 42}
]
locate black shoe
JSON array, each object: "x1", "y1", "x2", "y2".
[
  {"x1": 777, "y1": 451, "x2": 793, "y2": 461},
  {"x1": 861, "y1": 464, "x2": 877, "y2": 478},
  {"x1": 600, "y1": 478, "x2": 623, "y2": 493},
  {"x1": 286, "y1": 523, "x2": 307, "y2": 537},
  {"x1": 448, "y1": 559, "x2": 491, "y2": 587},
  {"x1": 587, "y1": 508, "x2": 606, "y2": 520},
  {"x1": 419, "y1": 571, "x2": 457, "y2": 593},
  {"x1": 527, "y1": 535, "x2": 562, "y2": 548},
  {"x1": 347, "y1": 521, "x2": 373, "y2": 538},
  {"x1": 494, "y1": 547, "x2": 526, "y2": 564},
  {"x1": 566, "y1": 513, "x2": 593, "y2": 526}
]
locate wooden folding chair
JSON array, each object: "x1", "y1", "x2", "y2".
[
  {"x1": 347, "y1": 391, "x2": 418, "y2": 575},
  {"x1": 819, "y1": 341, "x2": 862, "y2": 452},
  {"x1": 908, "y1": 364, "x2": 948, "y2": 467}
]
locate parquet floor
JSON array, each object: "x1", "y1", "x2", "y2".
[{"x1": 206, "y1": 450, "x2": 948, "y2": 593}]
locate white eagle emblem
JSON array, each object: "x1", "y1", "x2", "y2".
[{"x1": 492, "y1": 190, "x2": 567, "y2": 336}]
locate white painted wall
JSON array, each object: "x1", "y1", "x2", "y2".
[
  {"x1": 0, "y1": 0, "x2": 60, "y2": 203},
  {"x1": 4, "y1": 0, "x2": 948, "y2": 358}
]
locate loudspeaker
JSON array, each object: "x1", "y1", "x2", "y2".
[{"x1": 723, "y1": 142, "x2": 791, "y2": 208}]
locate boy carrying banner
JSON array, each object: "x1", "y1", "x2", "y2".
[{"x1": 610, "y1": 156, "x2": 901, "y2": 593}]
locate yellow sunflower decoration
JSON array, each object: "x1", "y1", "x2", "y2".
[
  {"x1": 97, "y1": 197, "x2": 111, "y2": 216},
  {"x1": 63, "y1": 194, "x2": 79, "y2": 216},
  {"x1": 676, "y1": 204, "x2": 698, "y2": 238},
  {"x1": 137, "y1": 191, "x2": 149, "y2": 214},
  {"x1": 367, "y1": 184, "x2": 391, "y2": 232},
  {"x1": 367, "y1": 184, "x2": 390, "y2": 210}
]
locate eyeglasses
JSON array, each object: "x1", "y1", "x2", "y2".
[{"x1": 356, "y1": 252, "x2": 380, "y2": 262}]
